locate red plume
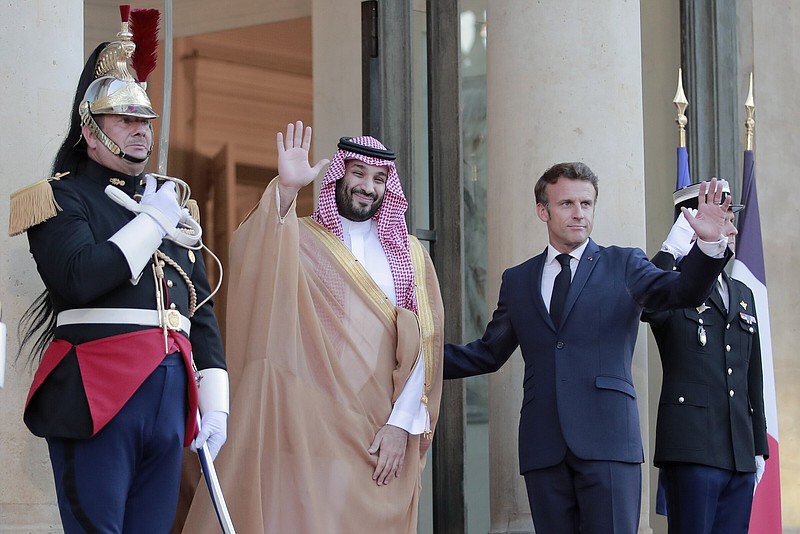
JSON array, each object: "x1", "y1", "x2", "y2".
[{"x1": 130, "y1": 8, "x2": 160, "y2": 82}]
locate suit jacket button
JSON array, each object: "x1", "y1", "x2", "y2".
[
  {"x1": 556, "y1": 341, "x2": 565, "y2": 349},
  {"x1": 729, "y1": 390, "x2": 735, "y2": 397},
  {"x1": 678, "y1": 396, "x2": 685, "y2": 403}
]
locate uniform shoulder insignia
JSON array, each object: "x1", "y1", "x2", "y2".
[
  {"x1": 8, "y1": 172, "x2": 69, "y2": 236},
  {"x1": 186, "y1": 198, "x2": 201, "y2": 224}
]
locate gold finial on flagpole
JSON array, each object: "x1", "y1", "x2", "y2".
[
  {"x1": 673, "y1": 68, "x2": 689, "y2": 148},
  {"x1": 745, "y1": 72, "x2": 755, "y2": 151}
]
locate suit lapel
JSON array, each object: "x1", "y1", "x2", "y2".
[
  {"x1": 559, "y1": 239, "x2": 601, "y2": 326},
  {"x1": 529, "y1": 248, "x2": 553, "y2": 327},
  {"x1": 708, "y1": 282, "x2": 730, "y2": 317}
]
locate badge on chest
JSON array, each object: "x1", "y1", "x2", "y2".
[{"x1": 697, "y1": 324, "x2": 707, "y2": 346}]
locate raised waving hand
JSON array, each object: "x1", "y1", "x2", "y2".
[
  {"x1": 276, "y1": 121, "x2": 330, "y2": 215},
  {"x1": 682, "y1": 177, "x2": 732, "y2": 243}
]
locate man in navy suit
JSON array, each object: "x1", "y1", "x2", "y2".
[{"x1": 444, "y1": 162, "x2": 733, "y2": 534}]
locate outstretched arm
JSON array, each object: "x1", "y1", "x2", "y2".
[{"x1": 276, "y1": 120, "x2": 330, "y2": 217}]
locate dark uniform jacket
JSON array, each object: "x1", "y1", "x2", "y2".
[
  {"x1": 22, "y1": 158, "x2": 224, "y2": 438},
  {"x1": 643, "y1": 251, "x2": 768, "y2": 472}
]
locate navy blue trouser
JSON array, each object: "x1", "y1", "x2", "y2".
[
  {"x1": 662, "y1": 463, "x2": 755, "y2": 534},
  {"x1": 47, "y1": 353, "x2": 187, "y2": 533},
  {"x1": 523, "y1": 449, "x2": 642, "y2": 534}
]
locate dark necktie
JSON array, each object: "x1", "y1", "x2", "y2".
[
  {"x1": 550, "y1": 253, "x2": 572, "y2": 327},
  {"x1": 717, "y1": 278, "x2": 728, "y2": 312}
]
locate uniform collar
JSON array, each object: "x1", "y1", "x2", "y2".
[{"x1": 83, "y1": 158, "x2": 143, "y2": 197}]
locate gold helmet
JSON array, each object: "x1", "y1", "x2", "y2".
[{"x1": 79, "y1": 5, "x2": 159, "y2": 162}]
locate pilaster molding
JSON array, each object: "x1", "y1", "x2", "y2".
[{"x1": 680, "y1": 0, "x2": 739, "y2": 188}]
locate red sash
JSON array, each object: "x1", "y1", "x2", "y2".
[{"x1": 26, "y1": 329, "x2": 199, "y2": 446}]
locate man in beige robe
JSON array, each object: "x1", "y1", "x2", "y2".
[{"x1": 183, "y1": 122, "x2": 444, "y2": 533}]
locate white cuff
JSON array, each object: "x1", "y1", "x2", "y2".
[
  {"x1": 198, "y1": 368, "x2": 230, "y2": 415},
  {"x1": 695, "y1": 235, "x2": 729, "y2": 258},
  {"x1": 387, "y1": 355, "x2": 426, "y2": 435},
  {"x1": 108, "y1": 214, "x2": 164, "y2": 282},
  {"x1": 659, "y1": 243, "x2": 681, "y2": 260}
]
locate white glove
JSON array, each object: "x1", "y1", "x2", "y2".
[
  {"x1": 192, "y1": 411, "x2": 228, "y2": 460},
  {"x1": 192, "y1": 368, "x2": 230, "y2": 460},
  {"x1": 661, "y1": 209, "x2": 697, "y2": 260},
  {"x1": 140, "y1": 174, "x2": 182, "y2": 235},
  {"x1": 754, "y1": 454, "x2": 766, "y2": 494}
]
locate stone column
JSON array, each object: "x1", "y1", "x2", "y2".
[
  {"x1": 485, "y1": 1, "x2": 651, "y2": 532},
  {"x1": 0, "y1": 0, "x2": 83, "y2": 530},
  {"x1": 311, "y1": 0, "x2": 363, "y2": 181}
]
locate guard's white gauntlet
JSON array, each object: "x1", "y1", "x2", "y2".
[
  {"x1": 754, "y1": 454, "x2": 766, "y2": 495},
  {"x1": 192, "y1": 368, "x2": 230, "y2": 460},
  {"x1": 660, "y1": 209, "x2": 696, "y2": 260}
]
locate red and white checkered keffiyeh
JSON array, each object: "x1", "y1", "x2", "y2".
[{"x1": 312, "y1": 136, "x2": 417, "y2": 312}]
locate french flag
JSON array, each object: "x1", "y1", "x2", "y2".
[{"x1": 730, "y1": 149, "x2": 783, "y2": 531}]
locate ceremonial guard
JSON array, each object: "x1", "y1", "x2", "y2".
[
  {"x1": 9, "y1": 7, "x2": 228, "y2": 532},
  {"x1": 644, "y1": 181, "x2": 768, "y2": 533}
]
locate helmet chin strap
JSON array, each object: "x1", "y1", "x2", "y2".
[{"x1": 85, "y1": 108, "x2": 153, "y2": 164}]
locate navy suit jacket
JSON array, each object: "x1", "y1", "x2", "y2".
[{"x1": 445, "y1": 238, "x2": 729, "y2": 474}]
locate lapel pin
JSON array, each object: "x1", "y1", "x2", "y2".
[
  {"x1": 740, "y1": 300, "x2": 747, "y2": 310},
  {"x1": 696, "y1": 303, "x2": 710, "y2": 314}
]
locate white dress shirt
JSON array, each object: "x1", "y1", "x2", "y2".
[
  {"x1": 716, "y1": 274, "x2": 729, "y2": 312},
  {"x1": 540, "y1": 241, "x2": 589, "y2": 311}
]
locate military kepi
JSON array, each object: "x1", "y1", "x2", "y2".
[{"x1": 672, "y1": 179, "x2": 744, "y2": 219}]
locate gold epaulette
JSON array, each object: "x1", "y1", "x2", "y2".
[
  {"x1": 186, "y1": 198, "x2": 201, "y2": 224},
  {"x1": 8, "y1": 172, "x2": 68, "y2": 236}
]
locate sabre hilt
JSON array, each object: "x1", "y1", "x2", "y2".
[
  {"x1": 105, "y1": 184, "x2": 202, "y2": 248},
  {"x1": 149, "y1": 173, "x2": 192, "y2": 208}
]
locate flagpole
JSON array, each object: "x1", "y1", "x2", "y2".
[
  {"x1": 744, "y1": 72, "x2": 755, "y2": 152},
  {"x1": 673, "y1": 68, "x2": 691, "y2": 209},
  {"x1": 673, "y1": 68, "x2": 688, "y2": 149}
]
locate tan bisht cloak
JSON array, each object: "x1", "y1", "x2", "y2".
[{"x1": 183, "y1": 178, "x2": 444, "y2": 533}]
